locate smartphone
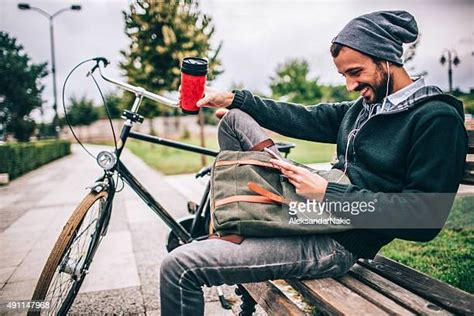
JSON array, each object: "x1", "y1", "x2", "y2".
[
  {"x1": 264, "y1": 147, "x2": 284, "y2": 161},
  {"x1": 264, "y1": 148, "x2": 289, "y2": 180}
]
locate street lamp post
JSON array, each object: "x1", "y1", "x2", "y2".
[
  {"x1": 18, "y1": 3, "x2": 81, "y2": 138},
  {"x1": 440, "y1": 49, "x2": 461, "y2": 94}
]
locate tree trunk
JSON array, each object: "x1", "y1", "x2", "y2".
[
  {"x1": 149, "y1": 117, "x2": 156, "y2": 136},
  {"x1": 174, "y1": 115, "x2": 181, "y2": 136}
]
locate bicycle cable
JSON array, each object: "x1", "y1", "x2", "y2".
[
  {"x1": 62, "y1": 58, "x2": 125, "y2": 193},
  {"x1": 88, "y1": 62, "x2": 128, "y2": 193},
  {"x1": 89, "y1": 70, "x2": 125, "y2": 193},
  {"x1": 90, "y1": 72, "x2": 118, "y2": 151},
  {"x1": 62, "y1": 58, "x2": 98, "y2": 160}
]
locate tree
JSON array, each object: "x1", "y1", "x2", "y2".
[
  {"x1": 120, "y1": 0, "x2": 223, "y2": 122},
  {"x1": 402, "y1": 36, "x2": 427, "y2": 77},
  {"x1": 269, "y1": 58, "x2": 322, "y2": 104},
  {"x1": 453, "y1": 88, "x2": 474, "y2": 115},
  {"x1": 403, "y1": 36, "x2": 420, "y2": 64},
  {"x1": 0, "y1": 32, "x2": 47, "y2": 141},
  {"x1": 98, "y1": 91, "x2": 125, "y2": 119},
  {"x1": 66, "y1": 95, "x2": 99, "y2": 126}
]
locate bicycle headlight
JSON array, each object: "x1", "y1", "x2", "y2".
[{"x1": 96, "y1": 151, "x2": 117, "y2": 170}]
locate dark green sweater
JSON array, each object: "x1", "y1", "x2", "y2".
[{"x1": 229, "y1": 90, "x2": 468, "y2": 259}]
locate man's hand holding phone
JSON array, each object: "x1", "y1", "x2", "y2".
[{"x1": 270, "y1": 159, "x2": 328, "y2": 201}]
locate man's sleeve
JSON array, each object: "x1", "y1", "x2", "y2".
[
  {"x1": 228, "y1": 90, "x2": 354, "y2": 144},
  {"x1": 323, "y1": 114, "x2": 468, "y2": 241}
]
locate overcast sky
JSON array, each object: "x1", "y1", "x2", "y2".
[{"x1": 1, "y1": 0, "x2": 473, "y2": 122}]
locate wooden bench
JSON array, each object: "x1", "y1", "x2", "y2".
[{"x1": 239, "y1": 130, "x2": 474, "y2": 315}]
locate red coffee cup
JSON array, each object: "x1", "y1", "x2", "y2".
[{"x1": 180, "y1": 57, "x2": 208, "y2": 115}]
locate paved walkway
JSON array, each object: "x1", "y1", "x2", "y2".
[{"x1": 0, "y1": 145, "x2": 237, "y2": 315}]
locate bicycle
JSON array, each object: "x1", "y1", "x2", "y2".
[{"x1": 29, "y1": 57, "x2": 294, "y2": 315}]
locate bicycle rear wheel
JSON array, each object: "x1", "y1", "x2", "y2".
[{"x1": 29, "y1": 191, "x2": 108, "y2": 315}]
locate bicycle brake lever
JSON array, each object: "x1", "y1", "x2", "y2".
[
  {"x1": 87, "y1": 57, "x2": 111, "y2": 77},
  {"x1": 195, "y1": 166, "x2": 212, "y2": 178},
  {"x1": 93, "y1": 57, "x2": 110, "y2": 67}
]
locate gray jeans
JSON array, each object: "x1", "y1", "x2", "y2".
[{"x1": 160, "y1": 109, "x2": 358, "y2": 316}]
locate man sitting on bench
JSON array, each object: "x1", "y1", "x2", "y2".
[{"x1": 160, "y1": 10, "x2": 468, "y2": 316}]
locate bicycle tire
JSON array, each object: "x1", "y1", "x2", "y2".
[{"x1": 30, "y1": 191, "x2": 108, "y2": 314}]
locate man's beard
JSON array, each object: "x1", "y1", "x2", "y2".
[
  {"x1": 357, "y1": 65, "x2": 392, "y2": 104},
  {"x1": 371, "y1": 69, "x2": 390, "y2": 104}
]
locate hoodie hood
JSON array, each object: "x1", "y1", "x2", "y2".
[
  {"x1": 384, "y1": 82, "x2": 465, "y2": 121},
  {"x1": 407, "y1": 90, "x2": 466, "y2": 122},
  {"x1": 354, "y1": 84, "x2": 465, "y2": 132},
  {"x1": 389, "y1": 84, "x2": 441, "y2": 111}
]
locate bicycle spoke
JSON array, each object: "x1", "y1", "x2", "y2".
[
  {"x1": 48, "y1": 274, "x2": 69, "y2": 313},
  {"x1": 48, "y1": 270, "x2": 67, "y2": 303},
  {"x1": 79, "y1": 202, "x2": 100, "y2": 252},
  {"x1": 51, "y1": 274, "x2": 70, "y2": 299},
  {"x1": 69, "y1": 204, "x2": 99, "y2": 251},
  {"x1": 69, "y1": 218, "x2": 97, "y2": 248},
  {"x1": 47, "y1": 267, "x2": 73, "y2": 313},
  {"x1": 79, "y1": 205, "x2": 98, "y2": 254},
  {"x1": 50, "y1": 275, "x2": 70, "y2": 303}
]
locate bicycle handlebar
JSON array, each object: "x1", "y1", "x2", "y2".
[{"x1": 92, "y1": 57, "x2": 179, "y2": 108}]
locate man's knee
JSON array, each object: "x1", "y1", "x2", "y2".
[
  {"x1": 160, "y1": 244, "x2": 202, "y2": 281},
  {"x1": 217, "y1": 108, "x2": 247, "y2": 150},
  {"x1": 217, "y1": 108, "x2": 245, "y2": 132},
  {"x1": 160, "y1": 245, "x2": 208, "y2": 290},
  {"x1": 160, "y1": 251, "x2": 180, "y2": 283}
]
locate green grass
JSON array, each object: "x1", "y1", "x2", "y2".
[
  {"x1": 273, "y1": 135, "x2": 335, "y2": 164},
  {"x1": 380, "y1": 195, "x2": 474, "y2": 294},
  {"x1": 125, "y1": 138, "x2": 219, "y2": 175},
  {"x1": 123, "y1": 135, "x2": 335, "y2": 175}
]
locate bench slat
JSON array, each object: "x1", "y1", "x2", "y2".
[
  {"x1": 243, "y1": 281, "x2": 306, "y2": 316},
  {"x1": 349, "y1": 263, "x2": 452, "y2": 315},
  {"x1": 358, "y1": 255, "x2": 474, "y2": 315},
  {"x1": 461, "y1": 160, "x2": 474, "y2": 184},
  {"x1": 287, "y1": 277, "x2": 389, "y2": 315},
  {"x1": 336, "y1": 274, "x2": 415, "y2": 315},
  {"x1": 462, "y1": 130, "x2": 474, "y2": 183},
  {"x1": 467, "y1": 130, "x2": 474, "y2": 154}
]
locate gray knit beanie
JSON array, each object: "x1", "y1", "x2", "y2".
[{"x1": 332, "y1": 10, "x2": 419, "y2": 65}]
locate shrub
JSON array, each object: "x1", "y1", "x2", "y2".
[
  {"x1": 463, "y1": 99, "x2": 474, "y2": 115},
  {"x1": 0, "y1": 140, "x2": 71, "y2": 179}
]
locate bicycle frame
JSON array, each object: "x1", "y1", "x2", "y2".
[
  {"x1": 113, "y1": 132, "x2": 218, "y2": 243},
  {"x1": 32, "y1": 58, "x2": 250, "y2": 315},
  {"x1": 92, "y1": 58, "x2": 218, "y2": 244}
]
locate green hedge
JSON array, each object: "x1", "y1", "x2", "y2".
[{"x1": 0, "y1": 140, "x2": 71, "y2": 180}]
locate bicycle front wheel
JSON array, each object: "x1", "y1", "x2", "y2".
[{"x1": 30, "y1": 191, "x2": 108, "y2": 315}]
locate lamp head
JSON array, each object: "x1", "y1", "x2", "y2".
[
  {"x1": 440, "y1": 55, "x2": 446, "y2": 65},
  {"x1": 71, "y1": 5, "x2": 81, "y2": 11},
  {"x1": 18, "y1": 3, "x2": 31, "y2": 10},
  {"x1": 453, "y1": 56, "x2": 460, "y2": 66}
]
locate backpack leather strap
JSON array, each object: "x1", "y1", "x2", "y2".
[
  {"x1": 208, "y1": 234, "x2": 245, "y2": 244},
  {"x1": 215, "y1": 159, "x2": 279, "y2": 169},
  {"x1": 214, "y1": 195, "x2": 276, "y2": 208},
  {"x1": 250, "y1": 138, "x2": 275, "y2": 151},
  {"x1": 247, "y1": 182, "x2": 288, "y2": 205}
]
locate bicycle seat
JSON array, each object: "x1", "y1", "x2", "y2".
[{"x1": 275, "y1": 142, "x2": 295, "y2": 157}]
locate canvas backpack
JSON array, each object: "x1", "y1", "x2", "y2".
[{"x1": 209, "y1": 150, "x2": 354, "y2": 237}]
